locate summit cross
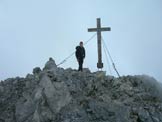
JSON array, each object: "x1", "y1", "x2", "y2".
[{"x1": 88, "y1": 18, "x2": 111, "y2": 69}]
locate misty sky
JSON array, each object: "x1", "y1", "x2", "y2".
[{"x1": 0, "y1": 0, "x2": 162, "y2": 82}]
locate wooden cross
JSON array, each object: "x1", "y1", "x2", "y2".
[{"x1": 88, "y1": 18, "x2": 111, "y2": 69}]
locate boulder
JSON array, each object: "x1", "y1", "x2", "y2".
[
  {"x1": 43, "y1": 57, "x2": 57, "y2": 72},
  {"x1": 33, "y1": 67, "x2": 41, "y2": 75}
]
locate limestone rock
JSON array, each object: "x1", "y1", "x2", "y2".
[
  {"x1": 0, "y1": 86, "x2": 4, "y2": 93},
  {"x1": 43, "y1": 57, "x2": 57, "y2": 71},
  {"x1": 33, "y1": 67, "x2": 41, "y2": 75},
  {"x1": 0, "y1": 58, "x2": 162, "y2": 122}
]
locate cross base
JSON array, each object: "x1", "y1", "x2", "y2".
[{"x1": 97, "y1": 62, "x2": 103, "y2": 69}]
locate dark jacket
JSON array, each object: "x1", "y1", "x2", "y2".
[{"x1": 75, "y1": 46, "x2": 85, "y2": 59}]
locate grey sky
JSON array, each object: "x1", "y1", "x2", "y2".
[{"x1": 0, "y1": 0, "x2": 162, "y2": 82}]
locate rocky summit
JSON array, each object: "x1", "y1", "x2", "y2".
[{"x1": 0, "y1": 58, "x2": 162, "y2": 122}]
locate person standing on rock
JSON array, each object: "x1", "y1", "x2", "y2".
[{"x1": 75, "y1": 41, "x2": 86, "y2": 71}]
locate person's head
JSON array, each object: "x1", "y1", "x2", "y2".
[{"x1": 80, "y1": 41, "x2": 83, "y2": 47}]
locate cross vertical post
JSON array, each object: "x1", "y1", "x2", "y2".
[{"x1": 88, "y1": 18, "x2": 111, "y2": 69}]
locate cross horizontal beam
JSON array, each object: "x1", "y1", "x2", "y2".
[{"x1": 88, "y1": 27, "x2": 111, "y2": 32}]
